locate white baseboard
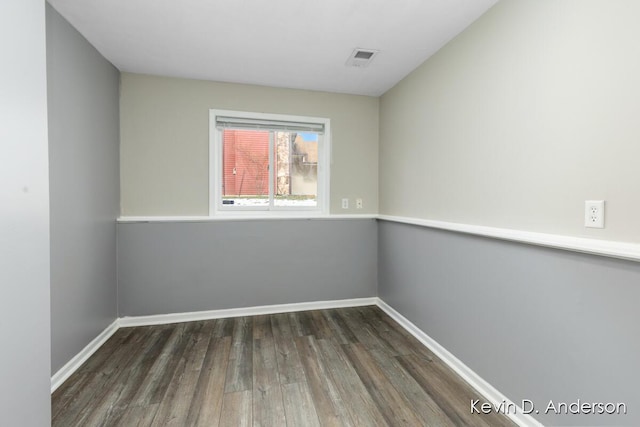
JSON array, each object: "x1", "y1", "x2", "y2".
[
  {"x1": 50, "y1": 319, "x2": 120, "y2": 393},
  {"x1": 52, "y1": 298, "x2": 377, "y2": 393},
  {"x1": 375, "y1": 298, "x2": 543, "y2": 427},
  {"x1": 52, "y1": 296, "x2": 542, "y2": 427},
  {"x1": 118, "y1": 297, "x2": 378, "y2": 327}
]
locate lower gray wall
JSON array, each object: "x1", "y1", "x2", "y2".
[
  {"x1": 47, "y1": 5, "x2": 120, "y2": 373},
  {"x1": 117, "y1": 219, "x2": 377, "y2": 316},
  {"x1": 378, "y1": 220, "x2": 640, "y2": 426},
  {"x1": 0, "y1": 0, "x2": 51, "y2": 424}
]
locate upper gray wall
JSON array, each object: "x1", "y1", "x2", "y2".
[
  {"x1": 117, "y1": 219, "x2": 377, "y2": 316},
  {"x1": 379, "y1": 0, "x2": 640, "y2": 243},
  {"x1": 47, "y1": 4, "x2": 120, "y2": 373},
  {"x1": 378, "y1": 220, "x2": 640, "y2": 426},
  {"x1": 0, "y1": 0, "x2": 51, "y2": 424}
]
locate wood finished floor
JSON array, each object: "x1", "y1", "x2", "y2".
[{"x1": 52, "y1": 306, "x2": 516, "y2": 427}]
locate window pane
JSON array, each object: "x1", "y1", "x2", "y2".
[
  {"x1": 274, "y1": 131, "x2": 318, "y2": 207},
  {"x1": 222, "y1": 129, "x2": 270, "y2": 207}
]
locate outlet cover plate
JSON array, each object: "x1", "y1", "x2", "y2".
[{"x1": 585, "y1": 200, "x2": 605, "y2": 228}]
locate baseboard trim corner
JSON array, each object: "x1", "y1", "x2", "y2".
[
  {"x1": 375, "y1": 298, "x2": 543, "y2": 427},
  {"x1": 52, "y1": 298, "x2": 378, "y2": 393},
  {"x1": 118, "y1": 297, "x2": 379, "y2": 327},
  {"x1": 50, "y1": 319, "x2": 120, "y2": 393},
  {"x1": 51, "y1": 296, "x2": 541, "y2": 427}
]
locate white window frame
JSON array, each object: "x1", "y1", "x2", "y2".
[{"x1": 209, "y1": 109, "x2": 331, "y2": 217}]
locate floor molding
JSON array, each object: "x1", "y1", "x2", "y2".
[
  {"x1": 118, "y1": 297, "x2": 378, "y2": 327},
  {"x1": 375, "y1": 298, "x2": 543, "y2": 427},
  {"x1": 50, "y1": 319, "x2": 120, "y2": 393},
  {"x1": 51, "y1": 298, "x2": 377, "y2": 393},
  {"x1": 52, "y1": 297, "x2": 542, "y2": 427}
]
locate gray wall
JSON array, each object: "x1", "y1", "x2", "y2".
[
  {"x1": 378, "y1": 220, "x2": 640, "y2": 426},
  {"x1": 0, "y1": 0, "x2": 51, "y2": 424},
  {"x1": 47, "y1": 4, "x2": 120, "y2": 373},
  {"x1": 117, "y1": 219, "x2": 377, "y2": 316}
]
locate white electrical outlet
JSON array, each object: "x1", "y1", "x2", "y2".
[
  {"x1": 342, "y1": 198, "x2": 349, "y2": 209},
  {"x1": 585, "y1": 200, "x2": 605, "y2": 228},
  {"x1": 356, "y1": 198, "x2": 363, "y2": 209}
]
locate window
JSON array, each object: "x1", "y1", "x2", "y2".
[{"x1": 209, "y1": 110, "x2": 330, "y2": 215}]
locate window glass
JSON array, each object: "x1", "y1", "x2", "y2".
[
  {"x1": 274, "y1": 131, "x2": 318, "y2": 208},
  {"x1": 211, "y1": 110, "x2": 328, "y2": 215},
  {"x1": 221, "y1": 129, "x2": 270, "y2": 207}
]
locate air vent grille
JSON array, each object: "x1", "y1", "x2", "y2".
[
  {"x1": 354, "y1": 51, "x2": 374, "y2": 60},
  {"x1": 346, "y1": 48, "x2": 379, "y2": 68}
]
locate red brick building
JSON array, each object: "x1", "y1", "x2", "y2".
[{"x1": 222, "y1": 130, "x2": 269, "y2": 196}]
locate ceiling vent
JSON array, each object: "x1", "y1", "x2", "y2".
[{"x1": 346, "y1": 48, "x2": 379, "y2": 68}]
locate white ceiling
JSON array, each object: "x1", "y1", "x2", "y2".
[{"x1": 48, "y1": 0, "x2": 497, "y2": 96}]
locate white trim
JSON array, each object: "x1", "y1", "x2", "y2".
[
  {"x1": 119, "y1": 297, "x2": 378, "y2": 327},
  {"x1": 50, "y1": 319, "x2": 120, "y2": 393},
  {"x1": 51, "y1": 296, "x2": 544, "y2": 427},
  {"x1": 375, "y1": 299, "x2": 543, "y2": 427},
  {"x1": 378, "y1": 215, "x2": 640, "y2": 262},
  {"x1": 51, "y1": 298, "x2": 376, "y2": 393},
  {"x1": 268, "y1": 131, "x2": 275, "y2": 208},
  {"x1": 118, "y1": 214, "x2": 639, "y2": 262},
  {"x1": 209, "y1": 111, "x2": 220, "y2": 215},
  {"x1": 117, "y1": 214, "x2": 377, "y2": 223}
]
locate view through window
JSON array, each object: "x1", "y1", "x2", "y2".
[
  {"x1": 221, "y1": 130, "x2": 319, "y2": 207},
  {"x1": 210, "y1": 110, "x2": 329, "y2": 214}
]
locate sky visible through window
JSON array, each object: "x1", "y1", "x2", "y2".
[{"x1": 299, "y1": 132, "x2": 318, "y2": 142}]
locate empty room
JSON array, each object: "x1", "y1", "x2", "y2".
[{"x1": 2, "y1": 0, "x2": 639, "y2": 426}]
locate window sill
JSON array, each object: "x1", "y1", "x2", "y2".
[
  {"x1": 117, "y1": 214, "x2": 378, "y2": 223},
  {"x1": 117, "y1": 214, "x2": 640, "y2": 262}
]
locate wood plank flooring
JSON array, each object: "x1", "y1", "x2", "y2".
[{"x1": 52, "y1": 306, "x2": 516, "y2": 427}]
